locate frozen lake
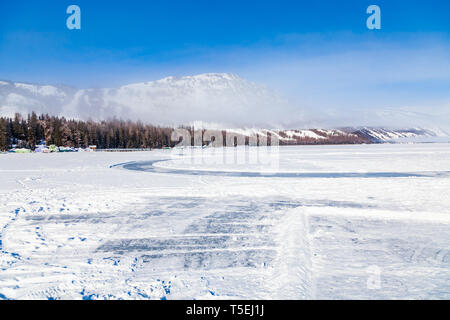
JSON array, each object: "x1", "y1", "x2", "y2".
[{"x1": 0, "y1": 144, "x2": 449, "y2": 299}]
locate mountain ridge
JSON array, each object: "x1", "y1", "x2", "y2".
[
  {"x1": 0, "y1": 73, "x2": 297, "y2": 127},
  {"x1": 1, "y1": 73, "x2": 449, "y2": 143}
]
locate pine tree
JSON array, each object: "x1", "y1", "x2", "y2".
[
  {"x1": 12, "y1": 113, "x2": 25, "y2": 145},
  {"x1": 0, "y1": 118, "x2": 10, "y2": 151},
  {"x1": 27, "y1": 112, "x2": 39, "y2": 149}
]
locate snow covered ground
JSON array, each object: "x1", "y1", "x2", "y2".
[{"x1": 0, "y1": 144, "x2": 449, "y2": 300}]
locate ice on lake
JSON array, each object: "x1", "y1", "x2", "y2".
[{"x1": 0, "y1": 144, "x2": 449, "y2": 299}]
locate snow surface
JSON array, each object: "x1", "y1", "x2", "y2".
[{"x1": 0, "y1": 144, "x2": 449, "y2": 300}]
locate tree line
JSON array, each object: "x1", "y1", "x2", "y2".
[
  {"x1": 0, "y1": 112, "x2": 372, "y2": 151},
  {"x1": 0, "y1": 113, "x2": 176, "y2": 151}
]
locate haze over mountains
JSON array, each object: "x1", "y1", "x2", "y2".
[
  {"x1": 0, "y1": 73, "x2": 449, "y2": 140},
  {"x1": 0, "y1": 73, "x2": 295, "y2": 128}
]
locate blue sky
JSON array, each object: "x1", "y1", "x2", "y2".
[{"x1": 1, "y1": 0, "x2": 450, "y2": 126}]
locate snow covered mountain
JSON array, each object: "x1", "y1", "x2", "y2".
[
  {"x1": 1, "y1": 74, "x2": 448, "y2": 143},
  {"x1": 353, "y1": 127, "x2": 449, "y2": 143},
  {"x1": 208, "y1": 127, "x2": 449, "y2": 145},
  {"x1": 0, "y1": 73, "x2": 293, "y2": 127}
]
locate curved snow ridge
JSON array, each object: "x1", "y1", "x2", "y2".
[{"x1": 115, "y1": 159, "x2": 450, "y2": 179}]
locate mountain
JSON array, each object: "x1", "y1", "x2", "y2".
[
  {"x1": 352, "y1": 127, "x2": 449, "y2": 143},
  {"x1": 0, "y1": 73, "x2": 293, "y2": 127},
  {"x1": 1, "y1": 74, "x2": 449, "y2": 143},
  {"x1": 216, "y1": 127, "x2": 449, "y2": 145}
]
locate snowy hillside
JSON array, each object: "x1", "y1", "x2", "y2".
[
  {"x1": 0, "y1": 74, "x2": 292, "y2": 127},
  {"x1": 353, "y1": 127, "x2": 450, "y2": 143},
  {"x1": 0, "y1": 80, "x2": 75, "y2": 117},
  {"x1": 220, "y1": 128, "x2": 368, "y2": 145},
  {"x1": 202, "y1": 127, "x2": 448, "y2": 145}
]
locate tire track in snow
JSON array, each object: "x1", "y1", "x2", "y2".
[{"x1": 95, "y1": 198, "x2": 313, "y2": 299}]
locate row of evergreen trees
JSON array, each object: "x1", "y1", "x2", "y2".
[{"x1": 0, "y1": 113, "x2": 176, "y2": 151}]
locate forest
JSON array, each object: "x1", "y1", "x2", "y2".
[{"x1": 0, "y1": 113, "x2": 176, "y2": 151}]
